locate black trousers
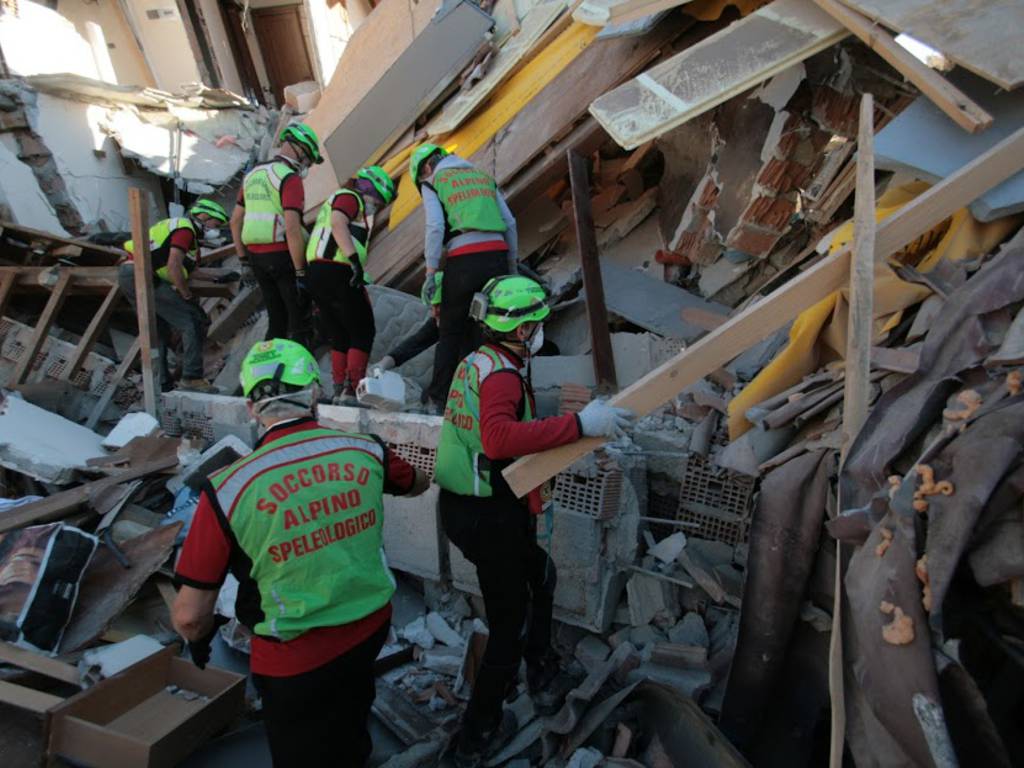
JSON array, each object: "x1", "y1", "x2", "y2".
[
  {"x1": 440, "y1": 489, "x2": 556, "y2": 734},
  {"x1": 426, "y1": 251, "x2": 508, "y2": 403},
  {"x1": 250, "y1": 250, "x2": 305, "y2": 343},
  {"x1": 252, "y1": 620, "x2": 388, "y2": 768},
  {"x1": 307, "y1": 261, "x2": 375, "y2": 354}
]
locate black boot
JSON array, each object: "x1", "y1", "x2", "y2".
[
  {"x1": 527, "y1": 652, "x2": 577, "y2": 715},
  {"x1": 454, "y1": 710, "x2": 517, "y2": 768}
]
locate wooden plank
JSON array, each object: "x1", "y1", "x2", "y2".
[
  {"x1": 207, "y1": 284, "x2": 262, "y2": 344},
  {"x1": 0, "y1": 680, "x2": 62, "y2": 714},
  {"x1": 590, "y1": 0, "x2": 847, "y2": 149},
  {"x1": 0, "y1": 267, "x2": 233, "y2": 298},
  {"x1": 830, "y1": 93, "x2": 875, "y2": 768},
  {"x1": 568, "y1": 150, "x2": 618, "y2": 392},
  {"x1": 84, "y1": 338, "x2": 140, "y2": 431},
  {"x1": 502, "y1": 122, "x2": 1024, "y2": 496},
  {"x1": 128, "y1": 189, "x2": 159, "y2": 417},
  {"x1": 0, "y1": 642, "x2": 80, "y2": 685},
  {"x1": 0, "y1": 451, "x2": 176, "y2": 534},
  {"x1": 574, "y1": 0, "x2": 693, "y2": 27},
  {"x1": 10, "y1": 270, "x2": 73, "y2": 385},
  {"x1": 0, "y1": 219, "x2": 123, "y2": 261},
  {"x1": 61, "y1": 284, "x2": 120, "y2": 382},
  {"x1": 812, "y1": 0, "x2": 992, "y2": 134},
  {"x1": 834, "y1": 0, "x2": 1024, "y2": 90}
]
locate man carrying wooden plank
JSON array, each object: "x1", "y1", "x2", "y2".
[
  {"x1": 172, "y1": 339, "x2": 429, "y2": 768},
  {"x1": 433, "y1": 275, "x2": 634, "y2": 766},
  {"x1": 410, "y1": 143, "x2": 519, "y2": 412},
  {"x1": 231, "y1": 123, "x2": 323, "y2": 347},
  {"x1": 118, "y1": 199, "x2": 229, "y2": 392}
]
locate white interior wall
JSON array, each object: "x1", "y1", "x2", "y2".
[
  {"x1": 304, "y1": 0, "x2": 356, "y2": 84},
  {"x1": 56, "y1": 0, "x2": 156, "y2": 87},
  {"x1": 122, "y1": 0, "x2": 202, "y2": 92},
  {"x1": 0, "y1": 2, "x2": 101, "y2": 78}
]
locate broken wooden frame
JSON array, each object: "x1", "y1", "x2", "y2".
[
  {"x1": 502, "y1": 123, "x2": 1024, "y2": 497},
  {"x1": 128, "y1": 189, "x2": 159, "y2": 417}
]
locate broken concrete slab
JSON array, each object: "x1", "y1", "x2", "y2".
[
  {"x1": 627, "y1": 572, "x2": 673, "y2": 626},
  {"x1": 425, "y1": 611, "x2": 464, "y2": 648},
  {"x1": 0, "y1": 392, "x2": 106, "y2": 484},
  {"x1": 532, "y1": 332, "x2": 660, "y2": 390},
  {"x1": 160, "y1": 390, "x2": 257, "y2": 448},
  {"x1": 169, "y1": 434, "x2": 252, "y2": 494},
  {"x1": 574, "y1": 635, "x2": 612, "y2": 672},
  {"x1": 668, "y1": 611, "x2": 709, "y2": 648},
  {"x1": 875, "y1": 70, "x2": 1024, "y2": 222},
  {"x1": 383, "y1": 484, "x2": 444, "y2": 581},
  {"x1": 649, "y1": 531, "x2": 687, "y2": 564},
  {"x1": 599, "y1": 260, "x2": 730, "y2": 341},
  {"x1": 100, "y1": 412, "x2": 160, "y2": 450}
]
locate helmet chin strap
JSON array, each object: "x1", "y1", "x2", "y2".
[{"x1": 252, "y1": 387, "x2": 317, "y2": 417}]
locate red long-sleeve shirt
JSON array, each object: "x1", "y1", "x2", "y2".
[{"x1": 474, "y1": 345, "x2": 581, "y2": 509}]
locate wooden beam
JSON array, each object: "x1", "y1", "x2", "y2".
[
  {"x1": 568, "y1": 150, "x2": 618, "y2": 393},
  {"x1": 812, "y1": 0, "x2": 992, "y2": 134},
  {"x1": 0, "y1": 219, "x2": 123, "y2": 261},
  {"x1": 207, "y1": 285, "x2": 262, "y2": 344},
  {"x1": 10, "y1": 270, "x2": 73, "y2": 385},
  {"x1": 128, "y1": 189, "x2": 159, "y2": 416},
  {"x1": 502, "y1": 123, "x2": 1024, "y2": 497},
  {"x1": 84, "y1": 338, "x2": 140, "y2": 431},
  {"x1": 0, "y1": 680, "x2": 62, "y2": 714},
  {"x1": 0, "y1": 267, "x2": 234, "y2": 298},
  {"x1": 61, "y1": 284, "x2": 121, "y2": 383},
  {"x1": 0, "y1": 642, "x2": 80, "y2": 686}
]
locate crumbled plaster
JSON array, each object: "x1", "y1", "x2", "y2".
[{"x1": 0, "y1": 134, "x2": 68, "y2": 234}]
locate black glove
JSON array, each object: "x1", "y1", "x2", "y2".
[
  {"x1": 349, "y1": 261, "x2": 365, "y2": 289},
  {"x1": 188, "y1": 614, "x2": 230, "y2": 670},
  {"x1": 295, "y1": 271, "x2": 309, "y2": 295}
]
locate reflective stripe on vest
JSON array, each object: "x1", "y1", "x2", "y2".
[
  {"x1": 434, "y1": 345, "x2": 532, "y2": 497},
  {"x1": 124, "y1": 217, "x2": 197, "y2": 283},
  {"x1": 241, "y1": 162, "x2": 293, "y2": 245},
  {"x1": 432, "y1": 166, "x2": 508, "y2": 235},
  {"x1": 305, "y1": 189, "x2": 368, "y2": 269},
  {"x1": 209, "y1": 428, "x2": 395, "y2": 640}
]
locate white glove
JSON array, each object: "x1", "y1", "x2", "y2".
[
  {"x1": 578, "y1": 398, "x2": 634, "y2": 439},
  {"x1": 377, "y1": 355, "x2": 396, "y2": 371}
]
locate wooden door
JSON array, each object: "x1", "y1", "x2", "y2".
[
  {"x1": 219, "y1": 0, "x2": 264, "y2": 104},
  {"x1": 251, "y1": 5, "x2": 316, "y2": 107}
]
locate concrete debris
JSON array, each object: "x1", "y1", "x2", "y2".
[
  {"x1": 80, "y1": 634, "x2": 163, "y2": 681},
  {"x1": 567, "y1": 746, "x2": 604, "y2": 768},
  {"x1": 668, "y1": 612, "x2": 710, "y2": 648},
  {"x1": 425, "y1": 611, "x2": 464, "y2": 648},
  {"x1": 0, "y1": 391, "x2": 106, "y2": 484},
  {"x1": 399, "y1": 616, "x2": 436, "y2": 649},
  {"x1": 648, "y1": 531, "x2": 687, "y2": 564},
  {"x1": 100, "y1": 412, "x2": 160, "y2": 450},
  {"x1": 574, "y1": 634, "x2": 612, "y2": 672}
]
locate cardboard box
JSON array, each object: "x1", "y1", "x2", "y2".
[{"x1": 48, "y1": 645, "x2": 245, "y2": 768}]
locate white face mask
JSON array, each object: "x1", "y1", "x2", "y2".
[
  {"x1": 202, "y1": 228, "x2": 223, "y2": 241},
  {"x1": 363, "y1": 198, "x2": 379, "y2": 217},
  {"x1": 528, "y1": 325, "x2": 544, "y2": 356}
]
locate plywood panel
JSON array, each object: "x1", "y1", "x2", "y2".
[
  {"x1": 303, "y1": 0, "x2": 445, "y2": 211},
  {"x1": 836, "y1": 0, "x2": 1024, "y2": 90},
  {"x1": 590, "y1": 0, "x2": 845, "y2": 148}
]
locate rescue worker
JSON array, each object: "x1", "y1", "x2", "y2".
[
  {"x1": 172, "y1": 338, "x2": 429, "y2": 768},
  {"x1": 410, "y1": 143, "x2": 517, "y2": 411},
  {"x1": 304, "y1": 166, "x2": 396, "y2": 403},
  {"x1": 375, "y1": 271, "x2": 443, "y2": 374},
  {"x1": 118, "y1": 198, "x2": 229, "y2": 392},
  {"x1": 231, "y1": 123, "x2": 323, "y2": 344},
  {"x1": 433, "y1": 276, "x2": 634, "y2": 766}
]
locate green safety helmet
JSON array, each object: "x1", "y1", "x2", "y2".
[
  {"x1": 239, "y1": 338, "x2": 320, "y2": 399},
  {"x1": 410, "y1": 143, "x2": 448, "y2": 186},
  {"x1": 279, "y1": 123, "x2": 323, "y2": 165},
  {"x1": 188, "y1": 198, "x2": 229, "y2": 223},
  {"x1": 474, "y1": 275, "x2": 550, "y2": 334},
  {"x1": 421, "y1": 270, "x2": 443, "y2": 307},
  {"x1": 356, "y1": 165, "x2": 396, "y2": 205}
]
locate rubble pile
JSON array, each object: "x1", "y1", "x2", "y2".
[{"x1": 1, "y1": 0, "x2": 1024, "y2": 766}]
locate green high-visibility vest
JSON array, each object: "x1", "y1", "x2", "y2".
[
  {"x1": 306, "y1": 189, "x2": 369, "y2": 271},
  {"x1": 432, "y1": 166, "x2": 508, "y2": 235},
  {"x1": 241, "y1": 161, "x2": 294, "y2": 245},
  {"x1": 124, "y1": 217, "x2": 197, "y2": 284},
  {"x1": 208, "y1": 427, "x2": 396, "y2": 641},
  {"x1": 435, "y1": 344, "x2": 533, "y2": 497}
]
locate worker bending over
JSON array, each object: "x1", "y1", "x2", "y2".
[
  {"x1": 305, "y1": 166, "x2": 396, "y2": 403},
  {"x1": 410, "y1": 143, "x2": 517, "y2": 411},
  {"x1": 434, "y1": 276, "x2": 634, "y2": 766},
  {"x1": 172, "y1": 338, "x2": 429, "y2": 768},
  {"x1": 232, "y1": 123, "x2": 323, "y2": 345},
  {"x1": 119, "y1": 198, "x2": 229, "y2": 392}
]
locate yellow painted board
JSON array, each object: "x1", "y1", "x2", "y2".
[{"x1": 388, "y1": 21, "x2": 599, "y2": 229}]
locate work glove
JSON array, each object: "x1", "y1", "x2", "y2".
[
  {"x1": 422, "y1": 274, "x2": 438, "y2": 305},
  {"x1": 188, "y1": 614, "x2": 230, "y2": 670},
  {"x1": 577, "y1": 398, "x2": 635, "y2": 440},
  {"x1": 350, "y1": 261, "x2": 365, "y2": 288},
  {"x1": 377, "y1": 355, "x2": 396, "y2": 371}
]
